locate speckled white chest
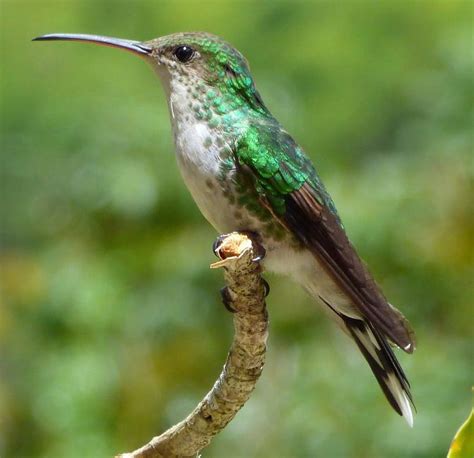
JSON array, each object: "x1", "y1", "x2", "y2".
[{"x1": 165, "y1": 77, "x2": 242, "y2": 232}]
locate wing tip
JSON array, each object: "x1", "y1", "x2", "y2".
[{"x1": 387, "y1": 302, "x2": 417, "y2": 354}]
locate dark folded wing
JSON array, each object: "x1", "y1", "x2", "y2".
[
  {"x1": 284, "y1": 182, "x2": 415, "y2": 351},
  {"x1": 235, "y1": 124, "x2": 415, "y2": 352}
]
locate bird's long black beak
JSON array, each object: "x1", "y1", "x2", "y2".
[{"x1": 32, "y1": 33, "x2": 152, "y2": 56}]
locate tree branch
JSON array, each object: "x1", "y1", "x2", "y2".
[{"x1": 117, "y1": 232, "x2": 269, "y2": 458}]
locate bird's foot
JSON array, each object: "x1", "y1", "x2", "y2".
[
  {"x1": 220, "y1": 286, "x2": 236, "y2": 313},
  {"x1": 261, "y1": 278, "x2": 270, "y2": 297}
]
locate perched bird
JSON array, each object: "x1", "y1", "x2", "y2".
[{"x1": 33, "y1": 32, "x2": 416, "y2": 425}]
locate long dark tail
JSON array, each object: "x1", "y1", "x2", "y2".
[
  {"x1": 345, "y1": 315, "x2": 414, "y2": 425},
  {"x1": 321, "y1": 297, "x2": 415, "y2": 425}
]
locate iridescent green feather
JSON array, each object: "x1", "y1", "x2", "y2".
[
  {"x1": 157, "y1": 32, "x2": 268, "y2": 115},
  {"x1": 235, "y1": 123, "x2": 339, "y2": 218}
]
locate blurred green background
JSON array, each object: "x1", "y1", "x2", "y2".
[{"x1": 1, "y1": 1, "x2": 472, "y2": 457}]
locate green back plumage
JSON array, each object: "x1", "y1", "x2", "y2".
[{"x1": 235, "y1": 121, "x2": 340, "y2": 220}]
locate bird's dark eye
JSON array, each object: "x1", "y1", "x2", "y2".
[{"x1": 174, "y1": 45, "x2": 195, "y2": 63}]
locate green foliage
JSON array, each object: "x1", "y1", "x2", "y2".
[
  {"x1": 448, "y1": 407, "x2": 474, "y2": 458},
  {"x1": 1, "y1": 1, "x2": 472, "y2": 457}
]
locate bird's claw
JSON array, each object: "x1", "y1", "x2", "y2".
[
  {"x1": 239, "y1": 231, "x2": 266, "y2": 262},
  {"x1": 212, "y1": 234, "x2": 229, "y2": 257},
  {"x1": 220, "y1": 286, "x2": 236, "y2": 313}
]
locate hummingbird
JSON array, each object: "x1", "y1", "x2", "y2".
[{"x1": 33, "y1": 32, "x2": 416, "y2": 425}]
